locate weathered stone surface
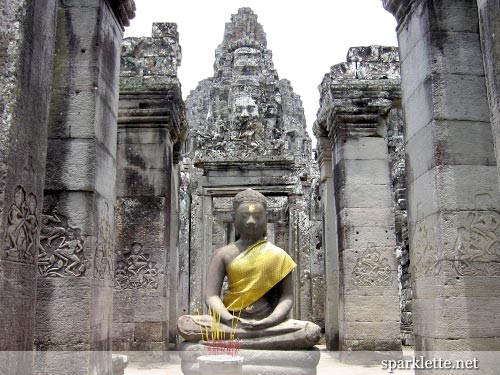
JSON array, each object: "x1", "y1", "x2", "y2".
[
  {"x1": 478, "y1": 0, "x2": 500, "y2": 191},
  {"x1": 113, "y1": 22, "x2": 186, "y2": 351},
  {"x1": 179, "y1": 343, "x2": 320, "y2": 375},
  {"x1": 0, "y1": 4, "x2": 58, "y2": 375},
  {"x1": 384, "y1": 0, "x2": 500, "y2": 354},
  {"x1": 30, "y1": 1, "x2": 129, "y2": 374},
  {"x1": 315, "y1": 45, "x2": 403, "y2": 351}
]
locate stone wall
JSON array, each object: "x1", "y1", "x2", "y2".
[
  {"x1": 383, "y1": 0, "x2": 500, "y2": 367},
  {"x1": 0, "y1": 3, "x2": 58, "y2": 375},
  {"x1": 114, "y1": 23, "x2": 186, "y2": 351},
  {"x1": 32, "y1": 1, "x2": 135, "y2": 374},
  {"x1": 315, "y1": 45, "x2": 403, "y2": 351}
]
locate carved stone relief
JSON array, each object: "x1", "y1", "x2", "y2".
[
  {"x1": 38, "y1": 207, "x2": 86, "y2": 277},
  {"x1": 452, "y1": 210, "x2": 500, "y2": 276},
  {"x1": 352, "y1": 244, "x2": 393, "y2": 286},
  {"x1": 115, "y1": 242, "x2": 159, "y2": 289},
  {"x1": 94, "y1": 202, "x2": 114, "y2": 280},
  {"x1": 410, "y1": 221, "x2": 440, "y2": 277},
  {"x1": 4, "y1": 185, "x2": 39, "y2": 264}
]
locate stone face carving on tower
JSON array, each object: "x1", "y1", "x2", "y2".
[
  {"x1": 181, "y1": 8, "x2": 322, "y2": 328},
  {"x1": 185, "y1": 8, "x2": 310, "y2": 162}
]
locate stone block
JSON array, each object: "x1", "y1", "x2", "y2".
[
  {"x1": 413, "y1": 296, "x2": 500, "y2": 339},
  {"x1": 134, "y1": 322, "x2": 163, "y2": 342},
  {"x1": 95, "y1": 144, "x2": 117, "y2": 202},
  {"x1": 431, "y1": 31, "x2": 484, "y2": 76},
  {"x1": 337, "y1": 137, "x2": 388, "y2": 160},
  {"x1": 399, "y1": 36, "x2": 431, "y2": 102},
  {"x1": 406, "y1": 120, "x2": 496, "y2": 183},
  {"x1": 117, "y1": 143, "x2": 168, "y2": 170},
  {"x1": 397, "y1": 0, "x2": 429, "y2": 62},
  {"x1": 116, "y1": 167, "x2": 168, "y2": 197},
  {"x1": 95, "y1": 95, "x2": 119, "y2": 155},
  {"x1": 113, "y1": 291, "x2": 164, "y2": 323},
  {"x1": 428, "y1": 0, "x2": 479, "y2": 34},
  {"x1": 402, "y1": 77, "x2": 433, "y2": 140},
  {"x1": 34, "y1": 280, "x2": 93, "y2": 350},
  {"x1": 407, "y1": 165, "x2": 499, "y2": 219},
  {"x1": 339, "y1": 207, "x2": 395, "y2": 228},
  {"x1": 45, "y1": 139, "x2": 95, "y2": 191},
  {"x1": 342, "y1": 295, "x2": 400, "y2": 322},
  {"x1": 337, "y1": 159, "x2": 391, "y2": 186},
  {"x1": 144, "y1": 56, "x2": 177, "y2": 76},
  {"x1": 341, "y1": 321, "x2": 401, "y2": 341},
  {"x1": 432, "y1": 73, "x2": 490, "y2": 123},
  {"x1": 48, "y1": 88, "x2": 97, "y2": 139},
  {"x1": 338, "y1": 223, "x2": 396, "y2": 249},
  {"x1": 338, "y1": 183, "x2": 393, "y2": 210}
]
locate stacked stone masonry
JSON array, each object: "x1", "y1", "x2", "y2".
[
  {"x1": 0, "y1": 0, "x2": 135, "y2": 374},
  {"x1": 315, "y1": 45, "x2": 404, "y2": 352},
  {"x1": 383, "y1": 1, "x2": 500, "y2": 371},
  {"x1": 114, "y1": 22, "x2": 187, "y2": 351}
]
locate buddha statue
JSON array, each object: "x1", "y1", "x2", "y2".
[{"x1": 177, "y1": 188, "x2": 321, "y2": 350}]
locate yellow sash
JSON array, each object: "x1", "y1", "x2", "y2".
[{"x1": 223, "y1": 240, "x2": 296, "y2": 312}]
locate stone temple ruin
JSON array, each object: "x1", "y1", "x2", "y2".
[{"x1": 2, "y1": 0, "x2": 500, "y2": 374}]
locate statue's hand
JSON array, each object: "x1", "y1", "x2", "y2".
[{"x1": 237, "y1": 318, "x2": 273, "y2": 330}]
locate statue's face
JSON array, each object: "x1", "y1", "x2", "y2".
[
  {"x1": 234, "y1": 202, "x2": 266, "y2": 240},
  {"x1": 233, "y1": 96, "x2": 259, "y2": 123}
]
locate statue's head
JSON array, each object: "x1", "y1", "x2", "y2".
[
  {"x1": 233, "y1": 189, "x2": 267, "y2": 240},
  {"x1": 233, "y1": 95, "x2": 260, "y2": 123}
]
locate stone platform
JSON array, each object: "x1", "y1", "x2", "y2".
[{"x1": 119, "y1": 347, "x2": 417, "y2": 375}]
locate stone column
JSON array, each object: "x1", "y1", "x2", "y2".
[
  {"x1": 113, "y1": 23, "x2": 186, "y2": 351},
  {"x1": 314, "y1": 135, "x2": 339, "y2": 350},
  {"x1": 0, "y1": 1, "x2": 58, "y2": 374},
  {"x1": 34, "y1": 1, "x2": 135, "y2": 374},
  {"x1": 316, "y1": 46, "x2": 402, "y2": 352},
  {"x1": 384, "y1": 0, "x2": 500, "y2": 355},
  {"x1": 477, "y1": 0, "x2": 500, "y2": 189}
]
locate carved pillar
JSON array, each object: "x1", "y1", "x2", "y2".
[
  {"x1": 477, "y1": 0, "x2": 500, "y2": 190},
  {"x1": 315, "y1": 134, "x2": 339, "y2": 350},
  {"x1": 113, "y1": 23, "x2": 186, "y2": 351},
  {"x1": 384, "y1": 0, "x2": 500, "y2": 355},
  {"x1": 316, "y1": 46, "x2": 402, "y2": 352},
  {"x1": 34, "y1": 1, "x2": 135, "y2": 373},
  {"x1": 0, "y1": 1, "x2": 58, "y2": 374}
]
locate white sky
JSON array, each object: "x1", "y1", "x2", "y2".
[{"x1": 125, "y1": 0, "x2": 398, "y2": 144}]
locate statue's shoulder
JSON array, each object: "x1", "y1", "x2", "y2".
[{"x1": 212, "y1": 242, "x2": 239, "y2": 263}]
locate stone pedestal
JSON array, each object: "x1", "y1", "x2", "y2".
[
  {"x1": 33, "y1": 1, "x2": 135, "y2": 374},
  {"x1": 384, "y1": 0, "x2": 500, "y2": 355},
  {"x1": 315, "y1": 46, "x2": 402, "y2": 351},
  {"x1": 113, "y1": 23, "x2": 186, "y2": 351},
  {"x1": 179, "y1": 343, "x2": 320, "y2": 375},
  {"x1": 0, "y1": 2, "x2": 58, "y2": 375}
]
